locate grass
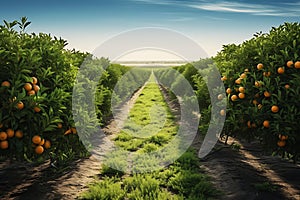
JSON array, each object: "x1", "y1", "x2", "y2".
[
  {"x1": 114, "y1": 74, "x2": 178, "y2": 153},
  {"x1": 80, "y1": 70, "x2": 219, "y2": 200}
]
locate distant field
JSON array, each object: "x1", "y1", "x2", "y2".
[{"x1": 113, "y1": 60, "x2": 189, "y2": 67}]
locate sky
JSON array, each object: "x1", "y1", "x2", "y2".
[{"x1": 1, "y1": 0, "x2": 299, "y2": 60}]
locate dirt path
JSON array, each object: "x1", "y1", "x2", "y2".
[{"x1": 198, "y1": 137, "x2": 300, "y2": 200}]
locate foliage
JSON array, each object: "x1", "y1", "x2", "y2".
[{"x1": 215, "y1": 22, "x2": 300, "y2": 162}]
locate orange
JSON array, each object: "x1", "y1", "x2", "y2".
[
  {"x1": 39, "y1": 139, "x2": 45, "y2": 146},
  {"x1": 240, "y1": 73, "x2": 247, "y2": 79},
  {"x1": 244, "y1": 68, "x2": 249, "y2": 72},
  {"x1": 17, "y1": 101, "x2": 24, "y2": 110},
  {"x1": 35, "y1": 145, "x2": 44, "y2": 154},
  {"x1": 277, "y1": 67, "x2": 285, "y2": 74},
  {"x1": 257, "y1": 63, "x2": 264, "y2": 70},
  {"x1": 271, "y1": 105, "x2": 279, "y2": 113},
  {"x1": 24, "y1": 83, "x2": 32, "y2": 91},
  {"x1": 15, "y1": 130, "x2": 23, "y2": 138},
  {"x1": 33, "y1": 85, "x2": 40, "y2": 92},
  {"x1": 238, "y1": 93, "x2": 245, "y2": 99},
  {"x1": 44, "y1": 140, "x2": 51, "y2": 149},
  {"x1": 226, "y1": 88, "x2": 232, "y2": 94},
  {"x1": 235, "y1": 78, "x2": 241, "y2": 84},
  {"x1": 1, "y1": 81, "x2": 11, "y2": 87},
  {"x1": 254, "y1": 93, "x2": 260, "y2": 98},
  {"x1": 33, "y1": 106, "x2": 41, "y2": 113},
  {"x1": 231, "y1": 95, "x2": 238, "y2": 101},
  {"x1": 251, "y1": 123, "x2": 257, "y2": 128},
  {"x1": 57, "y1": 123, "x2": 63, "y2": 129},
  {"x1": 286, "y1": 60, "x2": 294, "y2": 68},
  {"x1": 27, "y1": 90, "x2": 36, "y2": 96},
  {"x1": 238, "y1": 87, "x2": 245, "y2": 93},
  {"x1": 0, "y1": 123, "x2": 3, "y2": 129},
  {"x1": 279, "y1": 134, "x2": 288, "y2": 140},
  {"x1": 277, "y1": 140, "x2": 286, "y2": 147},
  {"x1": 32, "y1": 77, "x2": 38, "y2": 85},
  {"x1": 220, "y1": 109, "x2": 226, "y2": 116},
  {"x1": 264, "y1": 91, "x2": 271, "y2": 98},
  {"x1": 6, "y1": 129, "x2": 14, "y2": 138},
  {"x1": 0, "y1": 132, "x2": 8, "y2": 141},
  {"x1": 64, "y1": 129, "x2": 72, "y2": 135},
  {"x1": 294, "y1": 61, "x2": 300, "y2": 69},
  {"x1": 0, "y1": 141, "x2": 8, "y2": 149},
  {"x1": 221, "y1": 76, "x2": 227, "y2": 81},
  {"x1": 32, "y1": 135, "x2": 42, "y2": 144},
  {"x1": 71, "y1": 127, "x2": 77, "y2": 134},
  {"x1": 284, "y1": 84, "x2": 290, "y2": 89},
  {"x1": 255, "y1": 81, "x2": 261, "y2": 87},
  {"x1": 263, "y1": 120, "x2": 270, "y2": 128}
]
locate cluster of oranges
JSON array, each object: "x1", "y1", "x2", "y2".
[
  {"x1": 225, "y1": 71, "x2": 247, "y2": 102},
  {"x1": 1, "y1": 77, "x2": 41, "y2": 112},
  {"x1": 23, "y1": 77, "x2": 41, "y2": 112},
  {"x1": 32, "y1": 135, "x2": 51, "y2": 154},
  {"x1": 222, "y1": 60, "x2": 300, "y2": 148},
  {"x1": 0, "y1": 127, "x2": 23, "y2": 150}
]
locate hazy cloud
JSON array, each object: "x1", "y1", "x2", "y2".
[{"x1": 132, "y1": 0, "x2": 300, "y2": 17}]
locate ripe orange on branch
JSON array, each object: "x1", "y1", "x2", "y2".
[
  {"x1": 1, "y1": 81, "x2": 11, "y2": 87},
  {"x1": 238, "y1": 93, "x2": 245, "y2": 99},
  {"x1": 32, "y1": 135, "x2": 42, "y2": 144},
  {"x1": 27, "y1": 90, "x2": 36, "y2": 96},
  {"x1": 17, "y1": 101, "x2": 24, "y2": 110},
  {"x1": 34, "y1": 106, "x2": 41, "y2": 113},
  {"x1": 32, "y1": 77, "x2": 38, "y2": 85},
  {"x1": 35, "y1": 145, "x2": 44, "y2": 154},
  {"x1": 277, "y1": 140, "x2": 286, "y2": 147},
  {"x1": 0, "y1": 132, "x2": 8, "y2": 141},
  {"x1": 286, "y1": 60, "x2": 294, "y2": 68},
  {"x1": 271, "y1": 105, "x2": 279, "y2": 113},
  {"x1": 238, "y1": 87, "x2": 245, "y2": 93},
  {"x1": 263, "y1": 120, "x2": 270, "y2": 128},
  {"x1": 264, "y1": 91, "x2": 271, "y2": 98},
  {"x1": 277, "y1": 67, "x2": 285, "y2": 74},
  {"x1": 24, "y1": 83, "x2": 32, "y2": 91},
  {"x1": 44, "y1": 140, "x2": 51, "y2": 149},
  {"x1": 231, "y1": 95, "x2": 238, "y2": 101},
  {"x1": 33, "y1": 85, "x2": 40, "y2": 92},
  {"x1": 257, "y1": 63, "x2": 264, "y2": 70},
  {"x1": 6, "y1": 129, "x2": 14, "y2": 138},
  {"x1": 226, "y1": 88, "x2": 232, "y2": 94},
  {"x1": 15, "y1": 130, "x2": 23, "y2": 138},
  {"x1": 294, "y1": 61, "x2": 300, "y2": 69},
  {"x1": 0, "y1": 141, "x2": 8, "y2": 149}
]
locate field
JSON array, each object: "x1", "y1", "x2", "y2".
[{"x1": 0, "y1": 18, "x2": 300, "y2": 199}]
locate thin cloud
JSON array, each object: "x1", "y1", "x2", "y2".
[
  {"x1": 132, "y1": 0, "x2": 300, "y2": 17},
  {"x1": 188, "y1": 1, "x2": 300, "y2": 17}
]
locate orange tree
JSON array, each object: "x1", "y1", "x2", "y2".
[
  {"x1": 0, "y1": 18, "x2": 89, "y2": 163},
  {"x1": 0, "y1": 18, "x2": 137, "y2": 164},
  {"x1": 215, "y1": 22, "x2": 300, "y2": 162}
]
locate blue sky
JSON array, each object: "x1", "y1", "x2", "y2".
[{"x1": 1, "y1": 0, "x2": 299, "y2": 58}]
